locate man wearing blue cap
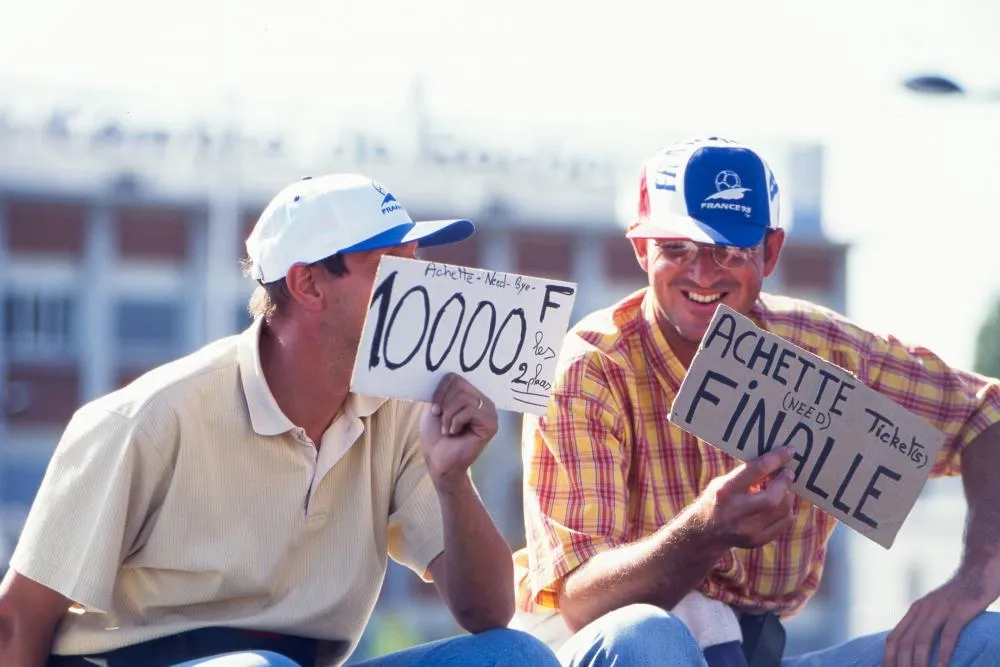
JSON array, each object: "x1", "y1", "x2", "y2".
[
  {"x1": 0, "y1": 174, "x2": 560, "y2": 667},
  {"x1": 515, "y1": 138, "x2": 1000, "y2": 666}
]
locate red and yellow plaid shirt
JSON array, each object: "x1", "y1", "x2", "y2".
[{"x1": 515, "y1": 288, "x2": 1000, "y2": 617}]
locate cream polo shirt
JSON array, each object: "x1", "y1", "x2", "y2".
[{"x1": 10, "y1": 318, "x2": 446, "y2": 665}]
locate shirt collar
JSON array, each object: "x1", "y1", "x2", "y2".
[
  {"x1": 238, "y1": 318, "x2": 296, "y2": 436},
  {"x1": 640, "y1": 289, "x2": 688, "y2": 389},
  {"x1": 238, "y1": 318, "x2": 388, "y2": 436},
  {"x1": 639, "y1": 290, "x2": 770, "y2": 387},
  {"x1": 350, "y1": 393, "x2": 387, "y2": 419}
]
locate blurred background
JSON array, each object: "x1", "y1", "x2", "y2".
[{"x1": 1, "y1": 0, "x2": 1000, "y2": 660}]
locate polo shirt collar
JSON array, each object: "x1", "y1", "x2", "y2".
[{"x1": 238, "y1": 318, "x2": 388, "y2": 436}]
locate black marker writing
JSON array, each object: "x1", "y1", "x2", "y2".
[
  {"x1": 702, "y1": 313, "x2": 851, "y2": 415},
  {"x1": 540, "y1": 285, "x2": 575, "y2": 323},
  {"x1": 863, "y1": 408, "x2": 931, "y2": 469},
  {"x1": 532, "y1": 331, "x2": 556, "y2": 360},
  {"x1": 367, "y1": 271, "x2": 529, "y2": 377},
  {"x1": 425, "y1": 262, "x2": 476, "y2": 283},
  {"x1": 678, "y1": 365, "x2": 903, "y2": 531}
]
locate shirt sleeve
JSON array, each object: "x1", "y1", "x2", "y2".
[
  {"x1": 386, "y1": 401, "x2": 445, "y2": 582},
  {"x1": 9, "y1": 406, "x2": 172, "y2": 612},
  {"x1": 522, "y1": 351, "x2": 632, "y2": 610},
  {"x1": 864, "y1": 332, "x2": 1000, "y2": 476}
]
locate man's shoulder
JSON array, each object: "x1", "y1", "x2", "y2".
[
  {"x1": 548, "y1": 289, "x2": 648, "y2": 394},
  {"x1": 81, "y1": 333, "x2": 243, "y2": 425},
  {"x1": 563, "y1": 288, "x2": 648, "y2": 361},
  {"x1": 756, "y1": 292, "x2": 876, "y2": 353}
]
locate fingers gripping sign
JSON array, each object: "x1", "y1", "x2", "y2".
[
  {"x1": 699, "y1": 446, "x2": 798, "y2": 550},
  {"x1": 419, "y1": 372, "x2": 499, "y2": 488}
]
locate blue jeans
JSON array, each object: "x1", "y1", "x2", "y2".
[
  {"x1": 174, "y1": 653, "x2": 301, "y2": 666},
  {"x1": 557, "y1": 604, "x2": 1000, "y2": 667},
  {"x1": 175, "y1": 629, "x2": 559, "y2": 666},
  {"x1": 349, "y1": 628, "x2": 561, "y2": 666}
]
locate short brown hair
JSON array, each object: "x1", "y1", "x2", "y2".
[{"x1": 241, "y1": 253, "x2": 350, "y2": 320}]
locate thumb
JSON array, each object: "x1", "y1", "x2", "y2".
[{"x1": 419, "y1": 403, "x2": 442, "y2": 445}]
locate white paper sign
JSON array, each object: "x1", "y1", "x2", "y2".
[
  {"x1": 668, "y1": 305, "x2": 946, "y2": 549},
  {"x1": 350, "y1": 256, "x2": 578, "y2": 415}
]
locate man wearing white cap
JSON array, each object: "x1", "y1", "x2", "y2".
[
  {"x1": 515, "y1": 137, "x2": 1000, "y2": 666},
  {"x1": 0, "y1": 174, "x2": 560, "y2": 667}
]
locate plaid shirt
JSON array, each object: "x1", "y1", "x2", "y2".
[{"x1": 515, "y1": 288, "x2": 1000, "y2": 617}]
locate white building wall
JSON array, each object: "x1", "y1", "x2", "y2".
[{"x1": 846, "y1": 477, "x2": 998, "y2": 637}]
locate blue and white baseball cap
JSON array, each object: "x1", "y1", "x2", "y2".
[
  {"x1": 246, "y1": 173, "x2": 475, "y2": 283},
  {"x1": 626, "y1": 137, "x2": 781, "y2": 248}
]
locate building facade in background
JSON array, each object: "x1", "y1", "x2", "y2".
[{"x1": 0, "y1": 91, "x2": 853, "y2": 658}]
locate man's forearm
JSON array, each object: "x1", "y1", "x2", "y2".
[
  {"x1": 0, "y1": 571, "x2": 70, "y2": 667},
  {"x1": 435, "y1": 474, "x2": 514, "y2": 632},
  {"x1": 559, "y1": 503, "x2": 727, "y2": 632},
  {"x1": 959, "y1": 423, "x2": 1000, "y2": 572},
  {"x1": 0, "y1": 624, "x2": 51, "y2": 667}
]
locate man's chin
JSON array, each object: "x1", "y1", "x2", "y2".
[{"x1": 675, "y1": 314, "x2": 718, "y2": 343}]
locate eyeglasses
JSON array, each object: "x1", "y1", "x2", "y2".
[{"x1": 654, "y1": 239, "x2": 763, "y2": 269}]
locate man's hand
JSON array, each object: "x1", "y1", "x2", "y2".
[
  {"x1": 884, "y1": 555, "x2": 1000, "y2": 667},
  {"x1": 420, "y1": 373, "x2": 498, "y2": 489},
  {"x1": 557, "y1": 446, "x2": 798, "y2": 631},
  {"x1": 693, "y1": 446, "x2": 797, "y2": 550}
]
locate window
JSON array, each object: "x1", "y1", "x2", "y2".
[
  {"x1": 779, "y1": 245, "x2": 841, "y2": 292},
  {"x1": 115, "y1": 206, "x2": 192, "y2": 262},
  {"x1": 3, "y1": 292, "x2": 77, "y2": 360},
  {"x1": 115, "y1": 300, "x2": 184, "y2": 360},
  {"x1": 5, "y1": 201, "x2": 86, "y2": 255},
  {"x1": 512, "y1": 230, "x2": 573, "y2": 280},
  {"x1": 603, "y1": 235, "x2": 643, "y2": 284}
]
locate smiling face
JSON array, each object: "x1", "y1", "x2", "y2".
[{"x1": 631, "y1": 229, "x2": 784, "y2": 365}]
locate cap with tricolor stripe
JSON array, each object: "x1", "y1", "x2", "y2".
[{"x1": 627, "y1": 137, "x2": 781, "y2": 248}]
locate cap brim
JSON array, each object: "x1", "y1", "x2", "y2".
[
  {"x1": 340, "y1": 219, "x2": 475, "y2": 254},
  {"x1": 402, "y1": 218, "x2": 475, "y2": 248},
  {"x1": 626, "y1": 215, "x2": 767, "y2": 248}
]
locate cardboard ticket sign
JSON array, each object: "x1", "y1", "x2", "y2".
[
  {"x1": 350, "y1": 256, "x2": 578, "y2": 415},
  {"x1": 668, "y1": 304, "x2": 945, "y2": 549}
]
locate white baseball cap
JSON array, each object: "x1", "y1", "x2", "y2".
[
  {"x1": 246, "y1": 173, "x2": 475, "y2": 283},
  {"x1": 626, "y1": 137, "x2": 781, "y2": 248}
]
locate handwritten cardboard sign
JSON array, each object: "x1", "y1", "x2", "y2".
[
  {"x1": 668, "y1": 305, "x2": 945, "y2": 549},
  {"x1": 350, "y1": 256, "x2": 578, "y2": 415}
]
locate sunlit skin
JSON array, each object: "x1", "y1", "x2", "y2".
[
  {"x1": 630, "y1": 229, "x2": 785, "y2": 367},
  {"x1": 258, "y1": 241, "x2": 418, "y2": 443},
  {"x1": 317, "y1": 241, "x2": 419, "y2": 363}
]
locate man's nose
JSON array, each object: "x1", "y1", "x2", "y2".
[{"x1": 688, "y1": 249, "x2": 721, "y2": 283}]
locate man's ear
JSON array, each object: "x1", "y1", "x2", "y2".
[
  {"x1": 630, "y1": 238, "x2": 651, "y2": 273},
  {"x1": 284, "y1": 263, "x2": 326, "y2": 312},
  {"x1": 762, "y1": 229, "x2": 785, "y2": 278}
]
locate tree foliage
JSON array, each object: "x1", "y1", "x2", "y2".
[{"x1": 974, "y1": 296, "x2": 1000, "y2": 379}]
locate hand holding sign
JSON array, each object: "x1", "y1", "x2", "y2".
[
  {"x1": 420, "y1": 373, "x2": 498, "y2": 489},
  {"x1": 669, "y1": 305, "x2": 946, "y2": 549},
  {"x1": 695, "y1": 446, "x2": 797, "y2": 550}
]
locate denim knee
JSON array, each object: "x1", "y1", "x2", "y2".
[
  {"x1": 949, "y1": 611, "x2": 1000, "y2": 663},
  {"x1": 173, "y1": 650, "x2": 301, "y2": 666},
  {"x1": 559, "y1": 603, "x2": 705, "y2": 666},
  {"x1": 473, "y1": 628, "x2": 561, "y2": 665}
]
